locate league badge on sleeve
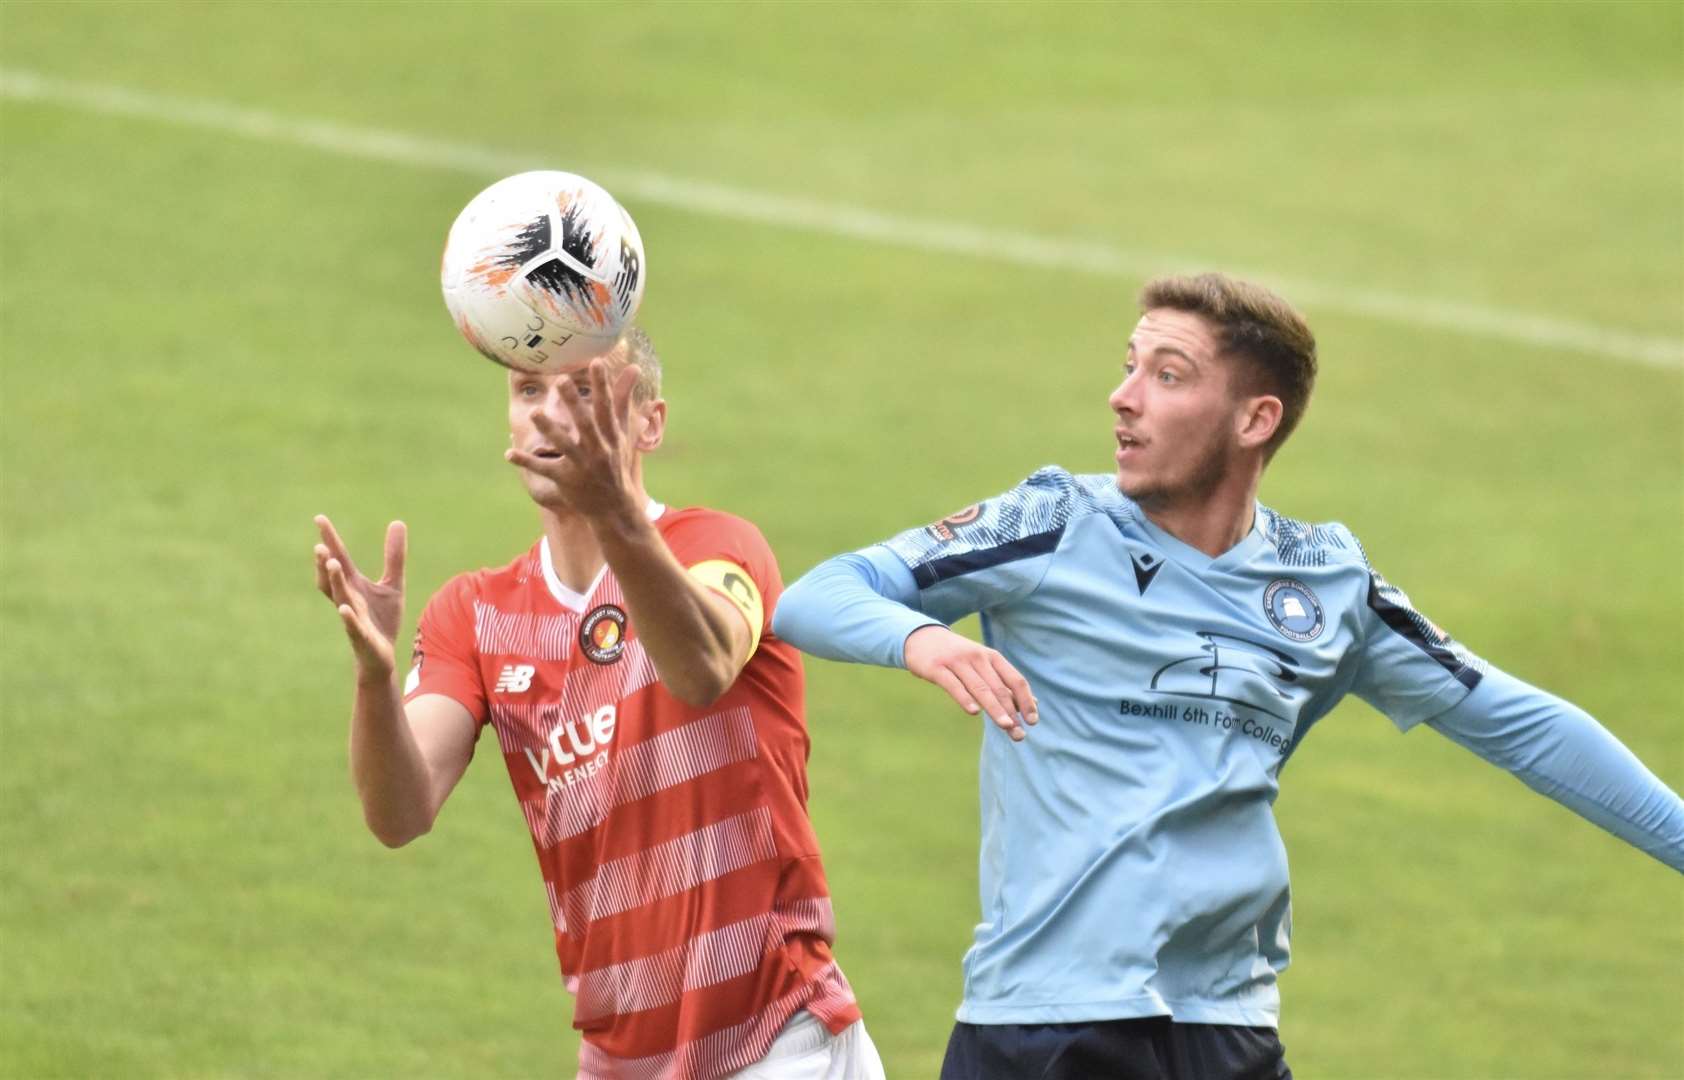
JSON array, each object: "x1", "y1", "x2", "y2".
[
  {"x1": 1263, "y1": 579, "x2": 1325, "y2": 642},
  {"x1": 926, "y1": 503, "x2": 984, "y2": 543}
]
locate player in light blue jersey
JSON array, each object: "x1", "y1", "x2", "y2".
[{"x1": 772, "y1": 273, "x2": 1684, "y2": 1080}]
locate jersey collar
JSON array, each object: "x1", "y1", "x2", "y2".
[
  {"x1": 1129, "y1": 501, "x2": 1270, "y2": 575},
  {"x1": 539, "y1": 497, "x2": 666, "y2": 611}
]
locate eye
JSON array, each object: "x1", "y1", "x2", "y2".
[
  {"x1": 517, "y1": 383, "x2": 541, "y2": 399},
  {"x1": 1157, "y1": 369, "x2": 1179, "y2": 385},
  {"x1": 1123, "y1": 360, "x2": 1137, "y2": 377}
]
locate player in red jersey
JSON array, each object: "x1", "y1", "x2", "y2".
[{"x1": 312, "y1": 328, "x2": 883, "y2": 1080}]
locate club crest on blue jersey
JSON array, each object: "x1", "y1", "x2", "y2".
[{"x1": 1263, "y1": 579, "x2": 1325, "y2": 642}]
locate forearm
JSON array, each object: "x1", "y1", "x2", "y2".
[
  {"x1": 594, "y1": 508, "x2": 743, "y2": 706},
  {"x1": 348, "y1": 670, "x2": 439, "y2": 847},
  {"x1": 1428, "y1": 667, "x2": 1684, "y2": 872},
  {"x1": 773, "y1": 549, "x2": 940, "y2": 668}
]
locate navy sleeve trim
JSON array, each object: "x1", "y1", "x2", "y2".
[
  {"x1": 910, "y1": 526, "x2": 1065, "y2": 590},
  {"x1": 1366, "y1": 575, "x2": 1483, "y2": 691}
]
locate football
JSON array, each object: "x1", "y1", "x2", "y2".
[{"x1": 440, "y1": 171, "x2": 645, "y2": 371}]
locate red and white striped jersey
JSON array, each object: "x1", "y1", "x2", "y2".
[{"x1": 405, "y1": 505, "x2": 860, "y2": 1079}]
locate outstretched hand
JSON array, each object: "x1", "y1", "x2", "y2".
[
  {"x1": 505, "y1": 359, "x2": 644, "y2": 521},
  {"x1": 313, "y1": 515, "x2": 406, "y2": 679},
  {"x1": 904, "y1": 625, "x2": 1039, "y2": 741}
]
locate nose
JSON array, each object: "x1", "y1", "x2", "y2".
[
  {"x1": 1109, "y1": 369, "x2": 1142, "y2": 416},
  {"x1": 530, "y1": 385, "x2": 577, "y2": 436}
]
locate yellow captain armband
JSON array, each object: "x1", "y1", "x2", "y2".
[{"x1": 687, "y1": 559, "x2": 764, "y2": 657}]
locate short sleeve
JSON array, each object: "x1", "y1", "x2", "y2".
[
  {"x1": 1349, "y1": 559, "x2": 1487, "y2": 731},
  {"x1": 404, "y1": 572, "x2": 489, "y2": 727},
  {"x1": 875, "y1": 466, "x2": 1086, "y2": 625},
  {"x1": 659, "y1": 510, "x2": 784, "y2": 647}
]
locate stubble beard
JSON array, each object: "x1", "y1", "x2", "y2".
[{"x1": 1118, "y1": 434, "x2": 1233, "y2": 514}]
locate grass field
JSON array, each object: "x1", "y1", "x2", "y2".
[{"x1": 2, "y1": 3, "x2": 1680, "y2": 1077}]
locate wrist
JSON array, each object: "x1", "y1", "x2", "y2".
[
  {"x1": 591, "y1": 494, "x2": 653, "y2": 545},
  {"x1": 356, "y1": 663, "x2": 396, "y2": 689},
  {"x1": 899, "y1": 622, "x2": 949, "y2": 668}
]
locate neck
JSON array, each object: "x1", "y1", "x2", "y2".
[
  {"x1": 539, "y1": 479, "x2": 652, "y2": 594},
  {"x1": 1138, "y1": 470, "x2": 1261, "y2": 558},
  {"x1": 540, "y1": 510, "x2": 607, "y2": 594}
]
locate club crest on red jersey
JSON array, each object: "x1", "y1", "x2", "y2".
[{"x1": 580, "y1": 604, "x2": 628, "y2": 664}]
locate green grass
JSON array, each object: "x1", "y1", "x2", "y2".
[{"x1": 2, "y1": 2, "x2": 1680, "y2": 1077}]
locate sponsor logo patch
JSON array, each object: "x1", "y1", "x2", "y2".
[
  {"x1": 494, "y1": 663, "x2": 536, "y2": 693},
  {"x1": 925, "y1": 503, "x2": 984, "y2": 542},
  {"x1": 580, "y1": 604, "x2": 628, "y2": 664},
  {"x1": 1129, "y1": 551, "x2": 1162, "y2": 595},
  {"x1": 1263, "y1": 579, "x2": 1325, "y2": 642}
]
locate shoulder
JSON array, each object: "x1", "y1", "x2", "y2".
[
  {"x1": 423, "y1": 543, "x2": 542, "y2": 615},
  {"x1": 884, "y1": 465, "x2": 1113, "y2": 569},
  {"x1": 956, "y1": 465, "x2": 1114, "y2": 538},
  {"x1": 657, "y1": 506, "x2": 781, "y2": 579},
  {"x1": 1256, "y1": 506, "x2": 1373, "y2": 572},
  {"x1": 658, "y1": 505, "x2": 766, "y2": 541},
  {"x1": 658, "y1": 505, "x2": 772, "y2": 553}
]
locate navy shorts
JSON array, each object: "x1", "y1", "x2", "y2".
[{"x1": 939, "y1": 1017, "x2": 1291, "y2": 1080}]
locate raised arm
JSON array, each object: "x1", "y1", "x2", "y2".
[
  {"x1": 592, "y1": 510, "x2": 758, "y2": 708},
  {"x1": 776, "y1": 547, "x2": 1038, "y2": 739},
  {"x1": 1426, "y1": 667, "x2": 1684, "y2": 871},
  {"x1": 504, "y1": 359, "x2": 757, "y2": 708},
  {"x1": 314, "y1": 515, "x2": 476, "y2": 847},
  {"x1": 1346, "y1": 550, "x2": 1684, "y2": 872}
]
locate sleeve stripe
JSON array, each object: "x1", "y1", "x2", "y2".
[
  {"x1": 1366, "y1": 575, "x2": 1483, "y2": 691},
  {"x1": 910, "y1": 526, "x2": 1065, "y2": 590}
]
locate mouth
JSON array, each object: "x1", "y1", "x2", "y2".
[{"x1": 1115, "y1": 430, "x2": 1144, "y2": 460}]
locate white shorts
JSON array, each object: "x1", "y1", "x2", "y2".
[{"x1": 723, "y1": 1009, "x2": 886, "y2": 1080}]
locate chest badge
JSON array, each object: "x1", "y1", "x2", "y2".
[
  {"x1": 580, "y1": 604, "x2": 628, "y2": 664},
  {"x1": 1263, "y1": 579, "x2": 1325, "y2": 642}
]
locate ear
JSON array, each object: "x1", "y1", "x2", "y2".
[
  {"x1": 632, "y1": 398, "x2": 667, "y2": 453},
  {"x1": 1235, "y1": 394, "x2": 1283, "y2": 452}
]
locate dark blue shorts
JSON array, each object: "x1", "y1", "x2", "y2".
[{"x1": 939, "y1": 1017, "x2": 1291, "y2": 1080}]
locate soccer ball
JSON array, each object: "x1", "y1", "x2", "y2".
[{"x1": 440, "y1": 171, "x2": 645, "y2": 371}]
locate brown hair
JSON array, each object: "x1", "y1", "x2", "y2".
[{"x1": 1138, "y1": 273, "x2": 1317, "y2": 458}]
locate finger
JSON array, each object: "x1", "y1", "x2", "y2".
[
  {"x1": 337, "y1": 603, "x2": 386, "y2": 667},
  {"x1": 602, "y1": 360, "x2": 639, "y2": 440},
  {"x1": 529, "y1": 408, "x2": 582, "y2": 455},
  {"x1": 924, "y1": 666, "x2": 980, "y2": 715},
  {"x1": 556, "y1": 375, "x2": 600, "y2": 450},
  {"x1": 989, "y1": 652, "x2": 1039, "y2": 726},
  {"x1": 379, "y1": 521, "x2": 407, "y2": 589},
  {"x1": 314, "y1": 543, "x2": 333, "y2": 598},
  {"x1": 958, "y1": 660, "x2": 1026, "y2": 741},
  {"x1": 325, "y1": 558, "x2": 363, "y2": 616},
  {"x1": 314, "y1": 515, "x2": 359, "y2": 578},
  {"x1": 505, "y1": 446, "x2": 569, "y2": 477},
  {"x1": 589, "y1": 359, "x2": 616, "y2": 439}
]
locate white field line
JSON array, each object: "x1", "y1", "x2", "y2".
[{"x1": 3, "y1": 67, "x2": 1680, "y2": 373}]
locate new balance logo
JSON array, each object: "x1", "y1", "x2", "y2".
[{"x1": 494, "y1": 664, "x2": 536, "y2": 693}]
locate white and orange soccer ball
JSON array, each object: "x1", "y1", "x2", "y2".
[{"x1": 440, "y1": 171, "x2": 645, "y2": 371}]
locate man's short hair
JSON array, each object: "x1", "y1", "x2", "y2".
[
  {"x1": 621, "y1": 325, "x2": 662, "y2": 402},
  {"x1": 1138, "y1": 273, "x2": 1317, "y2": 458}
]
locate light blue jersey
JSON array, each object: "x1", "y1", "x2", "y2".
[{"x1": 773, "y1": 466, "x2": 1684, "y2": 1027}]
